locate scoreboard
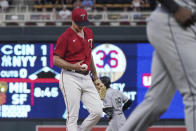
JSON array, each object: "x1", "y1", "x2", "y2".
[
  {"x1": 0, "y1": 44, "x2": 64, "y2": 118},
  {"x1": 0, "y1": 43, "x2": 184, "y2": 119}
]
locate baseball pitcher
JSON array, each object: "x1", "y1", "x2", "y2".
[{"x1": 53, "y1": 8, "x2": 105, "y2": 131}]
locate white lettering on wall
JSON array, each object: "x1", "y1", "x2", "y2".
[{"x1": 1, "y1": 44, "x2": 35, "y2": 55}]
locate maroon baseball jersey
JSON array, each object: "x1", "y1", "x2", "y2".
[{"x1": 54, "y1": 27, "x2": 94, "y2": 71}]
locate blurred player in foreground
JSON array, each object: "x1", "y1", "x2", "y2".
[
  {"x1": 120, "y1": 0, "x2": 196, "y2": 131},
  {"x1": 100, "y1": 76, "x2": 132, "y2": 131}
]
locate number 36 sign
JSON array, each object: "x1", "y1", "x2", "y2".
[{"x1": 92, "y1": 44, "x2": 127, "y2": 82}]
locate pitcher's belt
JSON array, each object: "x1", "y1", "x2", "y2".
[{"x1": 66, "y1": 69, "x2": 89, "y2": 75}]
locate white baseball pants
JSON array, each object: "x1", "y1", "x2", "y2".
[{"x1": 59, "y1": 70, "x2": 103, "y2": 131}]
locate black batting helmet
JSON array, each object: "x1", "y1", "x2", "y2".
[{"x1": 100, "y1": 76, "x2": 111, "y2": 89}]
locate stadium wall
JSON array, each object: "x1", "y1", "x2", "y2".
[
  {"x1": 0, "y1": 26, "x2": 147, "y2": 42},
  {"x1": 0, "y1": 26, "x2": 185, "y2": 131}
]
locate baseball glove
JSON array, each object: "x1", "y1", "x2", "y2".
[{"x1": 93, "y1": 79, "x2": 106, "y2": 100}]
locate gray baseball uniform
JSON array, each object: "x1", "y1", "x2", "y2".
[
  {"x1": 103, "y1": 88, "x2": 129, "y2": 131},
  {"x1": 120, "y1": 1, "x2": 196, "y2": 131}
]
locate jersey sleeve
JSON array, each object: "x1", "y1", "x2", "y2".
[
  {"x1": 90, "y1": 29, "x2": 95, "y2": 49},
  {"x1": 54, "y1": 35, "x2": 67, "y2": 58},
  {"x1": 86, "y1": 27, "x2": 94, "y2": 49}
]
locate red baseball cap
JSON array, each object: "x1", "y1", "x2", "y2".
[{"x1": 72, "y1": 8, "x2": 90, "y2": 26}]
